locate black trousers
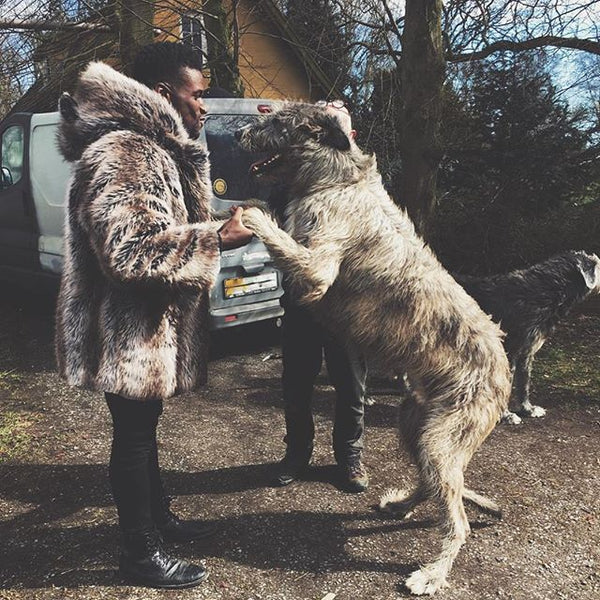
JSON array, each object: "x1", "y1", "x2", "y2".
[
  {"x1": 105, "y1": 392, "x2": 166, "y2": 533},
  {"x1": 281, "y1": 303, "x2": 367, "y2": 464}
]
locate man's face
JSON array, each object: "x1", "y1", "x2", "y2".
[{"x1": 166, "y1": 67, "x2": 208, "y2": 139}]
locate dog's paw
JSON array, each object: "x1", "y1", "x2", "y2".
[
  {"x1": 501, "y1": 411, "x2": 522, "y2": 425},
  {"x1": 524, "y1": 404, "x2": 547, "y2": 418},
  {"x1": 378, "y1": 488, "x2": 414, "y2": 519},
  {"x1": 405, "y1": 567, "x2": 449, "y2": 596},
  {"x1": 242, "y1": 206, "x2": 276, "y2": 235}
]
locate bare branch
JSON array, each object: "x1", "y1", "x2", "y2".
[
  {"x1": 449, "y1": 35, "x2": 600, "y2": 61},
  {"x1": 0, "y1": 19, "x2": 110, "y2": 32}
]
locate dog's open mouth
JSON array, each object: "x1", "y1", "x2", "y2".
[{"x1": 249, "y1": 153, "x2": 282, "y2": 176}]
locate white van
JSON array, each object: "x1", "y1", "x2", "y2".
[{"x1": 0, "y1": 99, "x2": 283, "y2": 329}]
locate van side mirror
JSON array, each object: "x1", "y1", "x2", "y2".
[{"x1": 1, "y1": 166, "x2": 13, "y2": 189}]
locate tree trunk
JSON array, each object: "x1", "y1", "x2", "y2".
[
  {"x1": 118, "y1": 0, "x2": 155, "y2": 75},
  {"x1": 204, "y1": 0, "x2": 244, "y2": 96},
  {"x1": 399, "y1": 0, "x2": 445, "y2": 235}
]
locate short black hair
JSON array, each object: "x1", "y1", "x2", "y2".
[{"x1": 132, "y1": 42, "x2": 204, "y2": 88}]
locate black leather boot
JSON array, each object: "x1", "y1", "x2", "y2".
[
  {"x1": 119, "y1": 529, "x2": 208, "y2": 589},
  {"x1": 155, "y1": 496, "x2": 218, "y2": 543}
]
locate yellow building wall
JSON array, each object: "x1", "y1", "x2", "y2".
[
  {"x1": 235, "y1": 1, "x2": 311, "y2": 100},
  {"x1": 154, "y1": 0, "x2": 187, "y2": 42},
  {"x1": 153, "y1": 0, "x2": 312, "y2": 100}
]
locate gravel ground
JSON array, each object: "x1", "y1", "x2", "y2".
[{"x1": 0, "y1": 290, "x2": 599, "y2": 600}]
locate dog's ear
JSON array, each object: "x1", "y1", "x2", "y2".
[
  {"x1": 297, "y1": 117, "x2": 351, "y2": 151},
  {"x1": 58, "y1": 93, "x2": 79, "y2": 122},
  {"x1": 318, "y1": 114, "x2": 351, "y2": 151},
  {"x1": 320, "y1": 122, "x2": 351, "y2": 151},
  {"x1": 576, "y1": 253, "x2": 600, "y2": 290}
]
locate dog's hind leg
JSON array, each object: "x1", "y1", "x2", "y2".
[
  {"x1": 404, "y1": 399, "x2": 500, "y2": 595},
  {"x1": 379, "y1": 392, "x2": 430, "y2": 519},
  {"x1": 404, "y1": 446, "x2": 470, "y2": 595},
  {"x1": 378, "y1": 468, "x2": 501, "y2": 523}
]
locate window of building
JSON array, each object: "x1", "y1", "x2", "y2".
[{"x1": 181, "y1": 13, "x2": 206, "y2": 57}]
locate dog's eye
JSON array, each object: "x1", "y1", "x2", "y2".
[{"x1": 272, "y1": 117, "x2": 289, "y2": 136}]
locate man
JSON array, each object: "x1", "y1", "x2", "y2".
[
  {"x1": 272, "y1": 101, "x2": 369, "y2": 493},
  {"x1": 55, "y1": 42, "x2": 253, "y2": 589}
]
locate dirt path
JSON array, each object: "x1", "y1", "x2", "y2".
[{"x1": 1, "y1": 291, "x2": 599, "y2": 600}]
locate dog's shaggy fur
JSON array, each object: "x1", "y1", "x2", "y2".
[
  {"x1": 456, "y1": 251, "x2": 600, "y2": 424},
  {"x1": 237, "y1": 103, "x2": 512, "y2": 595}
]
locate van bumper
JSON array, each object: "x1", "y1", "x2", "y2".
[{"x1": 209, "y1": 298, "x2": 284, "y2": 330}]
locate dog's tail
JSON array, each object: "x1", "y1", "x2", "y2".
[{"x1": 463, "y1": 488, "x2": 502, "y2": 518}]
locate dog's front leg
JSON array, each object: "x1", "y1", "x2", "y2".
[
  {"x1": 243, "y1": 207, "x2": 341, "y2": 305},
  {"x1": 513, "y1": 352, "x2": 546, "y2": 419}
]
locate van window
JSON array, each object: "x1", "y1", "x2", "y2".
[
  {"x1": 1, "y1": 125, "x2": 24, "y2": 187},
  {"x1": 204, "y1": 115, "x2": 274, "y2": 202}
]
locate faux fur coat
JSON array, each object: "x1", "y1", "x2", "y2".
[{"x1": 55, "y1": 62, "x2": 221, "y2": 400}]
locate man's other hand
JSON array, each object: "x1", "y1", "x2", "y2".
[{"x1": 218, "y1": 207, "x2": 254, "y2": 250}]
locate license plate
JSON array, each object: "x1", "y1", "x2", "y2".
[{"x1": 223, "y1": 272, "x2": 278, "y2": 299}]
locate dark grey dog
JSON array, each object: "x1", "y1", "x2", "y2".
[{"x1": 455, "y1": 250, "x2": 600, "y2": 424}]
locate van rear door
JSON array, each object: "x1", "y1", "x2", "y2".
[{"x1": 29, "y1": 113, "x2": 70, "y2": 275}]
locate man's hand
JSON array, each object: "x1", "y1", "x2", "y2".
[{"x1": 218, "y1": 206, "x2": 254, "y2": 250}]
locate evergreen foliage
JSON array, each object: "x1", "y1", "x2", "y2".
[{"x1": 431, "y1": 53, "x2": 599, "y2": 273}]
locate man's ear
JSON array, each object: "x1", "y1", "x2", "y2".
[{"x1": 154, "y1": 82, "x2": 172, "y2": 102}]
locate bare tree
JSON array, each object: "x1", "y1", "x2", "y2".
[
  {"x1": 2, "y1": 0, "x2": 600, "y2": 231},
  {"x1": 325, "y1": 0, "x2": 600, "y2": 232},
  {"x1": 0, "y1": 0, "x2": 246, "y2": 115}
]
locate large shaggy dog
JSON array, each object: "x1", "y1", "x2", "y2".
[
  {"x1": 456, "y1": 251, "x2": 600, "y2": 424},
  {"x1": 237, "y1": 104, "x2": 512, "y2": 595}
]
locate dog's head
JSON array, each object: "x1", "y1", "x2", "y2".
[
  {"x1": 235, "y1": 102, "x2": 354, "y2": 183},
  {"x1": 575, "y1": 251, "x2": 600, "y2": 294}
]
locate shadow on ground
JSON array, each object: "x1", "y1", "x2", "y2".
[{"x1": 0, "y1": 461, "x2": 499, "y2": 590}]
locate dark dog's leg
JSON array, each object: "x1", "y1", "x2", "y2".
[
  {"x1": 513, "y1": 352, "x2": 546, "y2": 419},
  {"x1": 502, "y1": 359, "x2": 523, "y2": 425}
]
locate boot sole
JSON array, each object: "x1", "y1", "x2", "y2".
[{"x1": 120, "y1": 569, "x2": 208, "y2": 589}]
